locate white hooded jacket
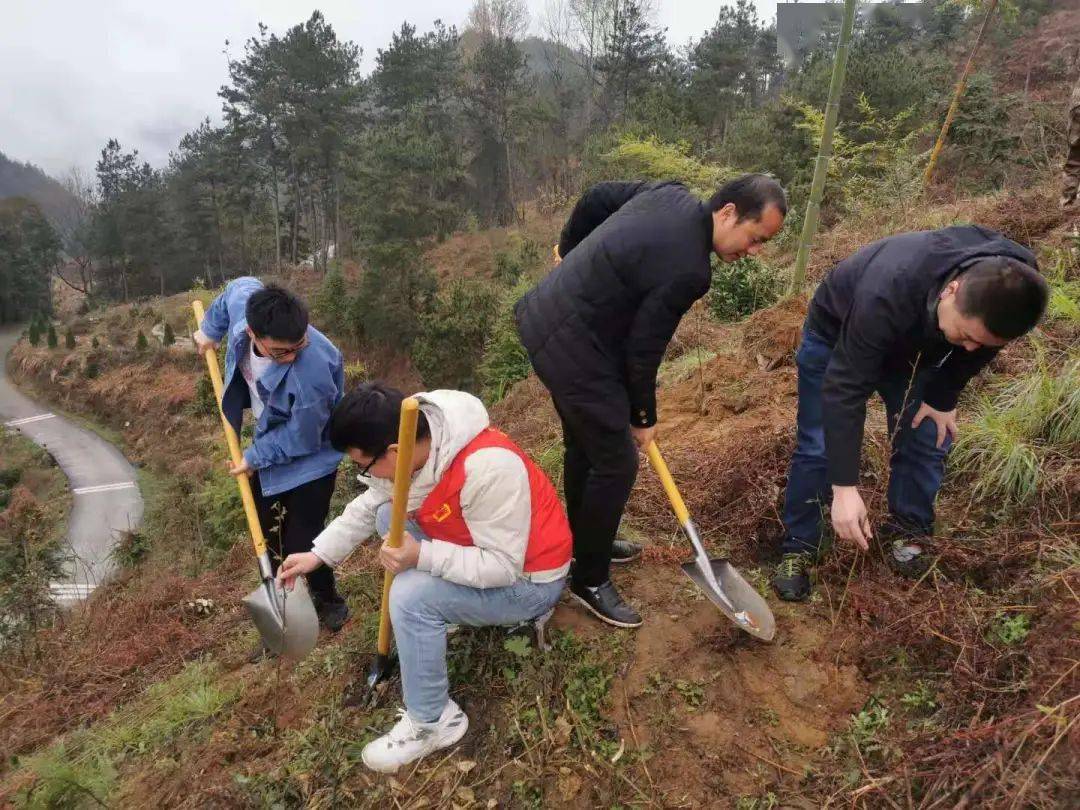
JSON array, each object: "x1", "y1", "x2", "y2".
[{"x1": 311, "y1": 390, "x2": 570, "y2": 588}]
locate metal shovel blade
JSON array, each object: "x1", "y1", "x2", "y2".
[
  {"x1": 681, "y1": 558, "x2": 776, "y2": 642},
  {"x1": 243, "y1": 575, "x2": 320, "y2": 660}
]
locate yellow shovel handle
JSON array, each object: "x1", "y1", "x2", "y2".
[
  {"x1": 192, "y1": 300, "x2": 268, "y2": 559},
  {"x1": 646, "y1": 441, "x2": 691, "y2": 526},
  {"x1": 376, "y1": 397, "x2": 420, "y2": 656}
]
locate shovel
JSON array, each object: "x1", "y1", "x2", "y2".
[
  {"x1": 646, "y1": 442, "x2": 775, "y2": 642},
  {"x1": 364, "y1": 396, "x2": 421, "y2": 696},
  {"x1": 191, "y1": 300, "x2": 319, "y2": 660}
]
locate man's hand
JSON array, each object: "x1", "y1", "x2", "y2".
[
  {"x1": 911, "y1": 403, "x2": 957, "y2": 449},
  {"x1": 379, "y1": 530, "x2": 421, "y2": 575},
  {"x1": 193, "y1": 329, "x2": 219, "y2": 355},
  {"x1": 630, "y1": 424, "x2": 657, "y2": 451},
  {"x1": 227, "y1": 458, "x2": 253, "y2": 477},
  {"x1": 831, "y1": 485, "x2": 872, "y2": 551},
  {"x1": 277, "y1": 551, "x2": 324, "y2": 590},
  {"x1": 552, "y1": 244, "x2": 561, "y2": 265}
]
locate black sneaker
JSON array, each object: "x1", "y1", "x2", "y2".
[
  {"x1": 569, "y1": 580, "x2": 643, "y2": 628},
  {"x1": 610, "y1": 539, "x2": 643, "y2": 565},
  {"x1": 771, "y1": 552, "x2": 814, "y2": 602},
  {"x1": 314, "y1": 597, "x2": 350, "y2": 633}
]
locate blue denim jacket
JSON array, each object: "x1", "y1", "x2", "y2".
[{"x1": 199, "y1": 277, "x2": 344, "y2": 497}]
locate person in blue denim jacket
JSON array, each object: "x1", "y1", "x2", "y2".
[{"x1": 194, "y1": 277, "x2": 348, "y2": 636}]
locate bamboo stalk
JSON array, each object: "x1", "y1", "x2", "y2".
[
  {"x1": 790, "y1": 0, "x2": 859, "y2": 292},
  {"x1": 924, "y1": 0, "x2": 1000, "y2": 186}
]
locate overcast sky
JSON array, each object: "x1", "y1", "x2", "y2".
[{"x1": 1, "y1": 0, "x2": 781, "y2": 180}]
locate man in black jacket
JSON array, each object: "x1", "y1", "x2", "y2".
[
  {"x1": 773, "y1": 226, "x2": 1049, "y2": 602},
  {"x1": 516, "y1": 175, "x2": 787, "y2": 627}
]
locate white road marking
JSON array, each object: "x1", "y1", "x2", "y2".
[
  {"x1": 4, "y1": 413, "x2": 56, "y2": 427},
  {"x1": 73, "y1": 482, "x2": 138, "y2": 495}
]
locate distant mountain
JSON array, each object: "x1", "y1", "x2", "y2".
[{"x1": 0, "y1": 152, "x2": 79, "y2": 228}]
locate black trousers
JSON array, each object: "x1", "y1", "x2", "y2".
[
  {"x1": 252, "y1": 470, "x2": 341, "y2": 605},
  {"x1": 553, "y1": 397, "x2": 639, "y2": 587}
]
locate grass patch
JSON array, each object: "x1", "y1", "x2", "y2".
[{"x1": 16, "y1": 660, "x2": 239, "y2": 807}]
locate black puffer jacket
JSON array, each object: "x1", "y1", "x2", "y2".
[
  {"x1": 515, "y1": 181, "x2": 713, "y2": 431},
  {"x1": 807, "y1": 225, "x2": 1038, "y2": 486}
]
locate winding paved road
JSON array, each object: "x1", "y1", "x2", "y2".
[{"x1": 0, "y1": 327, "x2": 143, "y2": 604}]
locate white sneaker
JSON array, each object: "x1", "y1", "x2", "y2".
[{"x1": 361, "y1": 699, "x2": 469, "y2": 773}]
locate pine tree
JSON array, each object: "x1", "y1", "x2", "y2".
[
  {"x1": 46, "y1": 325, "x2": 58, "y2": 348},
  {"x1": 64, "y1": 328, "x2": 75, "y2": 349},
  {"x1": 91, "y1": 335, "x2": 100, "y2": 349},
  {"x1": 136, "y1": 330, "x2": 148, "y2": 350},
  {"x1": 28, "y1": 321, "x2": 41, "y2": 346},
  {"x1": 163, "y1": 322, "x2": 175, "y2": 346}
]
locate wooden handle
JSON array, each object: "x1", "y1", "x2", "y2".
[
  {"x1": 646, "y1": 441, "x2": 691, "y2": 526},
  {"x1": 376, "y1": 397, "x2": 420, "y2": 656},
  {"x1": 192, "y1": 300, "x2": 268, "y2": 559}
]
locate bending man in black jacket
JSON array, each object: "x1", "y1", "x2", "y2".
[
  {"x1": 516, "y1": 175, "x2": 787, "y2": 627},
  {"x1": 773, "y1": 226, "x2": 1049, "y2": 602}
]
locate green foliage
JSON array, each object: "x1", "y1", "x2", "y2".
[
  {"x1": 314, "y1": 266, "x2": 349, "y2": 335},
  {"x1": 19, "y1": 661, "x2": 237, "y2": 807},
  {"x1": 110, "y1": 529, "x2": 150, "y2": 568},
  {"x1": 592, "y1": 135, "x2": 733, "y2": 197},
  {"x1": 900, "y1": 682, "x2": 938, "y2": 715},
  {"x1": 988, "y1": 612, "x2": 1031, "y2": 646},
  {"x1": 707, "y1": 255, "x2": 782, "y2": 321},
  {"x1": 478, "y1": 278, "x2": 533, "y2": 404},
  {"x1": 83, "y1": 361, "x2": 99, "y2": 379},
  {"x1": 135, "y1": 330, "x2": 148, "y2": 351},
  {"x1": 162, "y1": 321, "x2": 175, "y2": 346},
  {"x1": 412, "y1": 278, "x2": 499, "y2": 391},
  {"x1": 27, "y1": 320, "x2": 41, "y2": 346},
  {"x1": 46, "y1": 324, "x2": 57, "y2": 349},
  {"x1": 349, "y1": 242, "x2": 436, "y2": 349},
  {"x1": 953, "y1": 358, "x2": 1080, "y2": 506},
  {"x1": 195, "y1": 468, "x2": 246, "y2": 556},
  {"x1": 849, "y1": 700, "x2": 891, "y2": 752},
  {"x1": 64, "y1": 327, "x2": 75, "y2": 349},
  {"x1": 0, "y1": 198, "x2": 57, "y2": 324},
  {"x1": 493, "y1": 237, "x2": 542, "y2": 286},
  {"x1": 343, "y1": 359, "x2": 366, "y2": 390},
  {"x1": 90, "y1": 335, "x2": 100, "y2": 349},
  {"x1": 947, "y1": 72, "x2": 1019, "y2": 189},
  {"x1": 191, "y1": 375, "x2": 217, "y2": 417}
]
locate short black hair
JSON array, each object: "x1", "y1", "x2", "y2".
[
  {"x1": 245, "y1": 284, "x2": 309, "y2": 342},
  {"x1": 956, "y1": 257, "x2": 1048, "y2": 340},
  {"x1": 707, "y1": 174, "x2": 788, "y2": 221},
  {"x1": 329, "y1": 382, "x2": 431, "y2": 455}
]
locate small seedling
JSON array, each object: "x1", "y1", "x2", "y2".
[{"x1": 989, "y1": 612, "x2": 1030, "y2": 646}]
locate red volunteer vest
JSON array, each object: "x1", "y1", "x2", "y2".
[{"x1": 416, "y1": 428, "x2": 572, "y2": 574}]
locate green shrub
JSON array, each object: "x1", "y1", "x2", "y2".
[
  {"x1": 46, "y1": 324, "x2": 57, "y2": 349},
  {"x1": 196, "y1": 469, "x2": 246, "y2": 556},
  {"x1": 162, "y1": 322, "x2": 175, "y2": 346},
  {"x1": 591, "y1": 135, "x2": 733, "y2": 197},
  {"x1": 988, "y1": 612, "x2": 1031, "y2": 646},
  {"x1": 314, "y1": 266, "x2": 348, "y2": 335},
  {"x1": 191, "y1": 376, "x2": 217, "y2": 417},
  {"x1": 91, "y1": 335, "x2": 100, "y2": 349},
  {"x1": 135, "y1": 330, "x2": 148, "y2": 351},
  {"x1": 0, "y1": 466, "x2": 20, "y2": 488},
  {"x1": 707, "y1": 256, "x2": 782, "y2": 321},
  {"x1": 64, "y1": 328, "x2": 75, "y2": 349},
  {"x1": 84, "y1": 361, "x2": 99, "y2": 380},
  {"x1": 413, "y1": 278, "x2": 499, "y2": 392},
  {"x1": 479, "y1": 279, "x2": 533, "y2": 404},
  {"x1": 27, "y1": 321, "x2": 41, "y2": 346},
  {"x1": 110, "y1": 529, "x2": 149, "y2": 568}
]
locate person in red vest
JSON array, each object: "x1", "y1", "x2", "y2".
[{"x1": 277, "y1": 383, "x2": 571, "y2": 773}]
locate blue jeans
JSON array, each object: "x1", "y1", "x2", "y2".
[
  {"x1": 375, "y1": 503, "x2": 565, "y2": 723},
  {"x1": 781, "y1": 328, "x2": 952, "y2": 555}
]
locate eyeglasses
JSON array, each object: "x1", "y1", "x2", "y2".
[
  {"x1": 255, "y1": 334, "x2": 309, "y2": 360},
  {"x1": 356, "y1": 447, "x2": 388, "y2": 478}
]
